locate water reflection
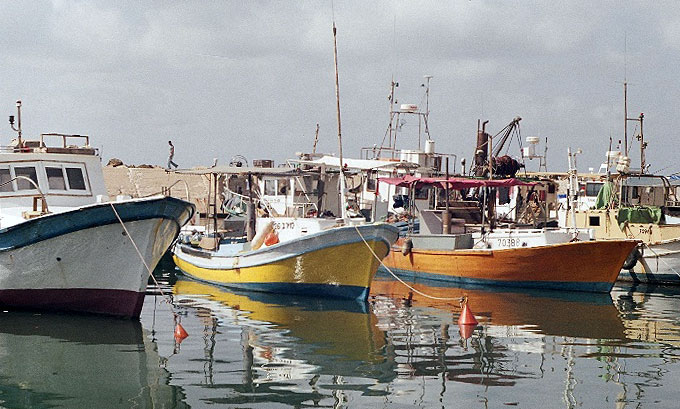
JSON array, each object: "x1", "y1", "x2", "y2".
[
  {"x1": 170, "y1": 278, "x2": 396, "y2": 407},
  {"x1": 0, "y1": 312, "x2": 186, "y2": 408}
]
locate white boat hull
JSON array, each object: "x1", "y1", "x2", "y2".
[{"x1": 0, "y1": 197, "x2": 194, "y2": 317}]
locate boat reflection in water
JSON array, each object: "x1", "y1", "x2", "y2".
[
  {"x1": 0, "y1": 312, "x2": 186, "y2": 408},
  {"x1": 371, "y1": 274, "x2": 627, "y2": 341},
  {"x1": 159, "y1": 274, "x2": 680, "y2": 408},
  {"x1": 612, "y1": 283, "x2": 680, "y2": 347},
  {"x1": 172, "y1": 278, "x2": 396, "y2": 406},
  {"x1": 368, "y1": 273, "x2": 638, "y2": 406}
]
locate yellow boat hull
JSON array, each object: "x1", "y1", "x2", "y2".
[{"x1": 173, "y1": 223, "x2": 399, "y2": 299}]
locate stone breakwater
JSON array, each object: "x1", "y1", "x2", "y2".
[{"x1": 103, "y1": 165, "x2": 211, "y2": 215}]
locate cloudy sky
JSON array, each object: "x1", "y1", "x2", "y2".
[{"x1": 1, "y1": 1, "x2": 678, "y2": 174}]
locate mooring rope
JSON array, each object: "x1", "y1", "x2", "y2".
[
  {"x1": 110, "y1": 202, "x2": 172, "y2": 300},
  {"x1": 641, "y1": 242, "x2": 680, "y2": 278},
  {"x1": 353, "y1": 225, "x2": 461, "y2": 302}
]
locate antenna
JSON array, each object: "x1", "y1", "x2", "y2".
[{"x1": 312, "y1": 123, "x2": 319, "y2": 154}]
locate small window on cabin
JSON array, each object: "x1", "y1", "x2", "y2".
[
  {"x1": 498, "y1": 187, "x2": 510, "y2": 205},
  {"x1": 0, "y1": 169, "x2": 12, "y2": 192},
  {"x1": 589, "y1": 215, "x2": 600, "y2": 226},
  {"x1": 65, "y1": 167, "x2": 87, "y2": 190},
  {"x1": 14, "y1": 166, "x2": 38, "y2": 190},
  {"x1": 46, "y1": 167, "x2": 66, "y2": 190},
  {"x1": 632, "y1": 186, "x2": 639, "y2": 199},
  {"x1": 264, "y1": 179, "x2": 277, "y2": 195},
  {"x1": 279, "y1": 180, "x2": 289, "y2": 195},
  {"x1": 585, "y1": 183, "x2": 602, "y2": 197},
  {"x1": 366, "y1": 171, "x2": 377, "y2": 191},
  {"x1": 548, "y1": 184, "x2": 556, "y2": 194}
]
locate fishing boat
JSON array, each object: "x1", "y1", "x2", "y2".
[
  {"x1": 379, "y1": 175, "x2": 638, "y2": 293},
  {"x1": 553, "y1": 87, "x2": 680, "y2": 284},
  {"x1": 173, "y1": 24, "x2": 398, "y2": 300},
  {"x1": 0, "y1": 101, "x2": 195, "y2": 317},
  {"x1": 172, "y1": 166, "x2": 399, "y2": 300}
]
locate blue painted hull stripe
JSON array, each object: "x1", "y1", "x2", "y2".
[
  {"x1": 0, "y1": 197, "x2": 194, "y2": 251},
  {"x1": 178, "y1": 273, "x2": 370, "y2": 300},
  {"x1": 380, "y1": 266, "x2": 615, "y2": 293}
]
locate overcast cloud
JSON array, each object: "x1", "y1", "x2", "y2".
[{"x1": 1, "y1": 1, "x2": 678, "y2": 174}]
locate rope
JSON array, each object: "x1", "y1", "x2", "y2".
[
  {"x1": 109, "y1": 203, "x2": 172, "y2": 300},
  {"x1": 640, "y1": 242, "x2": 680, "y2": 278},
  {"x1": 353, "y1": 225, "x2": 461, "y2": 302}
]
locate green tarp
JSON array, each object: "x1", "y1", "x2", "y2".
[
  {"x1": 595, "y1": 181, "x2": 617, "y2": 209},
  {"x1": 617, "y1": 206, "x2": 663, "y2": 230}
]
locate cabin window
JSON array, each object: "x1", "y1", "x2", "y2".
[
  {"x1": 279, "y1": 181, "x2": 289, "y2": 195},
  {"x1": 548, "y1": 184, "x2": 555, "y2": 194},
  {"x1": 66, "y1": 167, "x2": 87, "y2": 190},
  {"x1": 264, "y1": 179, "x2": 277, "y2": 196},
  {"x1": 0, "y1": 169, "x2": 12, "y2": 192},
  {"x1": 585, "y1": 183, "x2": 602, "y2": 197},
  {"x1": 46, "y1": 167, "x2": 67, "y2": 190},
  {"x1": 497, "y1": 187, "x2": 510, "y2": 205},
  {"x1": 589, "y1": 215, "x2": 600, "y2": 226},
  {"x1": 632, "y1": 186, "x2": 639, "y2": 199},
  {"x1": 14, "y1": 166, "x2": 38, "y2": 190},
  {"x1": 366, "y1": 170, "x2": 377, "y2": 191}
]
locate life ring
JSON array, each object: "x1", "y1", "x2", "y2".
[{"x1": 622, "y1": 247, "x2": 641, "y2": 270}]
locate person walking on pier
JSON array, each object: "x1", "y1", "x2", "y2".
[{"x1": 167, "y1": 140, "x2": 178, "y2": 169}]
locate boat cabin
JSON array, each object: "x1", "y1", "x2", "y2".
[{"x1": 0, "y1": 133, "x2": 108, "y2": 226}]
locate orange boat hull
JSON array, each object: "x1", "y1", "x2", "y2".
[{"x1": 383, "y1": 239, "x2": 638, "y2": 292}]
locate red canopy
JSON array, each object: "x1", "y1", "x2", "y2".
[{"x1": 378, "y1": 175, "x2": 539, "y2": 189}]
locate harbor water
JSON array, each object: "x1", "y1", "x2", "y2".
[{"x1": 1, "y1": 263, "x2": 680, "y2": 408}]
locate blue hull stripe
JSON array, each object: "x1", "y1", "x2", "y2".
[
  {"x1": 180, "y1": 274, "x2": 370, "y2": 300},
  {"x1": 380, "y1": 266, "x2": 615, "y2": 293},
  {"x1": 0, "y1": 197, "x2": 194, "y2": 251}
]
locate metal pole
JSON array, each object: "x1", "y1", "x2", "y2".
[
  {"x1": 639, "y1": 113, "x2": 645, "y2": 173},
  {"x1": 332, "y1": 22, "x2": 347, "y2": 220},
  {"x1": 624, "y1": 82, "x2": 628, "y2": 155},
  {"x1": 443, "y1": 157, "x2": 451, "y2": 234}
]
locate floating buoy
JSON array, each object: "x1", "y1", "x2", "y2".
[
  {"x1": 264, "y1": 230, "x2": 279, "y2": 246},
  {"x1": 174, "y1": 323, "x2": 189, "y2": 342},
  {"x1": 459, "y1": 322, "x2": 475, "y2": 340},
  {"x1": 457, "y1": 298, "x2": 478, "y2": 326}
]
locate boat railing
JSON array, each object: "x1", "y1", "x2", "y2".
[
  {"x1": 359, "y1": 146, "x2": 457, "y2": 172},
  {"x1": 40, "y1": 133, "x2": 89, "y2": 148},
  {"x1": 0, "y1": 175, "x2": 50, "y2": 216}
]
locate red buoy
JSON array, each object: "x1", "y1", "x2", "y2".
[
  {"x1": 459, "y1": 322, "x2": 475, "y2": 340},
  {"x1": 174, "y1": 323, "x2": 189, "y2": 342},
  {"x1": 457, "y1": 299, "x2": 478, "y2": 326}
]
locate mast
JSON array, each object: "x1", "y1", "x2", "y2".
[
  {"x1": 638, "y1": 112, "x2": 645, "y2": 173},
  {"x1": 332, "y1": 21, "x2": 347, "y2": 219},
  {"x1": 624, "y1": 81, "x2": 628, "y2": 155},
  {"x1": 567, "y1": 147, "x2": 579, "y2": 238}
]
